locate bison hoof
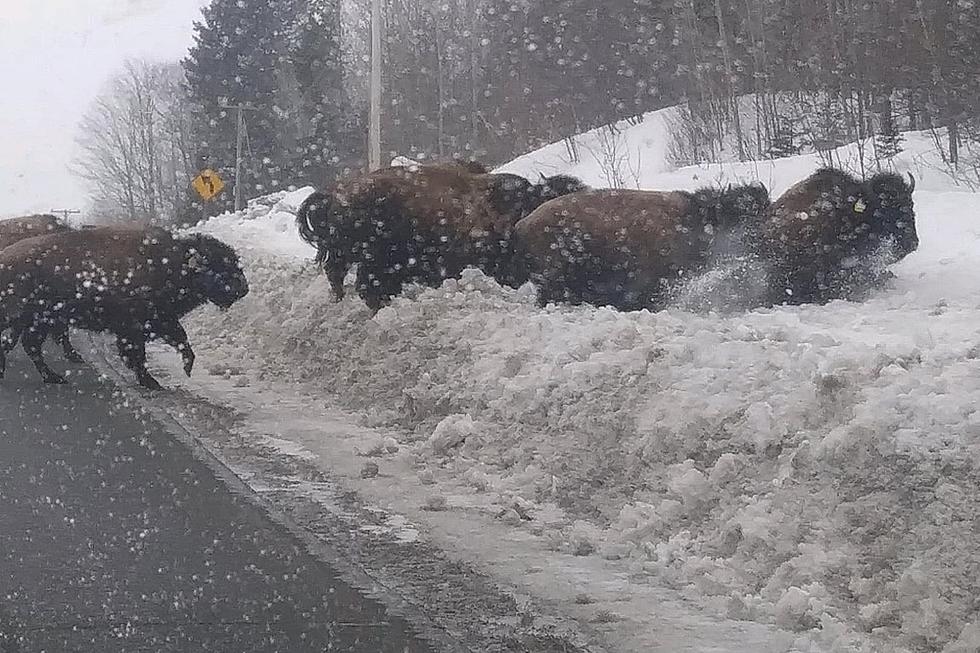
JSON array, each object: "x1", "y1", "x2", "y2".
[
  {"x1": 183, "y1": 358, "x2": 195, "y2": 377},
  {"x1": 65, "y1": 352, "x2": 85, "y2": 363},
  {"x1": 42, "y1": 373, "x2": 68, "y2": 384},
  {"x1": 364, "y1": 297, "x2": 387, "y2": 313},
  {"x1": 139, "y1": 377, "x2": 163, "y2": 391}
]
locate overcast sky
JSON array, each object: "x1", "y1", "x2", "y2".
[{"x1": 0, "y1": 0, "x2": 208, "y2": 217}]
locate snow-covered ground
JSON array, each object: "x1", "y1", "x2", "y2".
[{"x1": 155, "y1": 117, "x2": 980, "y2": 652}]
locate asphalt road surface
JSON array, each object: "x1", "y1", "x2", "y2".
[{"x1": 0, "y1": 350, "x2": 436, "y2": 652}]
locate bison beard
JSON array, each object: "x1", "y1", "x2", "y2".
[
  {"x1": 0, "y1": 227, "x2": 248, "y2": 388},
  {"x1": 297, "y1": 164, "x2": 587, "y2": 311},
  {"x1": 514, "y1": 183, "x2": 771, "y2": 311},
  {"x1": 749, "y1": 167, "x2": 919, "y2": 305}
]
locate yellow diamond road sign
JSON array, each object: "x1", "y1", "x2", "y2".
[{"x1": 192, "y1": 169, "x2": 225, "y2": 201}]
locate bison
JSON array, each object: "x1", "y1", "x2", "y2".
[
  {"x1": 296, "y1": 163, "x2": 586, "y2": 310},
  {"x1": 748, "y1": 167, "x2": 919, "y2": 305},
  {"x1": 0, "y1": 214, "x2": 70, "y2": 246},
  {"x1": 0, "y1": 226, "x2": 248, "y2": 388},
  {"x1": 514, "y1": 183, "x2": 771, "y2": 311},
  {"x1": 0, "y1": 214, "x2": 80, "y2": 360},
  {"x1": 389, "y1": 157, "x2": 490, "y2": 174}
]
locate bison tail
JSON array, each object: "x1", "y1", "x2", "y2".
[{"x1": 296, "y1": 190, "x2": 334, "y2": 250}]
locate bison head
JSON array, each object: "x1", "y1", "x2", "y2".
[
  {"x1": 535, "y1": 173, "x2": 588, "y2": 205},
  {"x1": 859, "y1": 171, "x2": 919, "y2": 263},
  {"x1": 484, "y1": 173, "x2": 587, "y2": 224},
  {"x1": 180, "y1": 234, "x2": 249, "y2": 309},
  {"x1": 454, "y1": 158, "x2": 490, "y2": 174},
  {"x1": 486, "y1": 174, "x2": 538, "y2": 224},
  {"x1": 726, "y1": 183, "x2": 771, "y2": 225},
  {"x1": 692, "y1": 182, "x2": 771, "y2": 234}
]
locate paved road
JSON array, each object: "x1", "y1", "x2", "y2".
[{"x1": 0, "y1": 350, "x2": 436, "y2": 652}]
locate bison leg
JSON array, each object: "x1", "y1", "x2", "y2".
[
  {"x1": 0, "y1": 322, "x2": 18, "y2": 379},
  {"x1": 54, "y1": 324, "x2": 84, "y2": 363},
  {"x1": 533, "y1": 280, "x2": 556, "y2": 308},
  {"x1": 153, "y1": 319, "x2": 195, "y2": 377},
  {"x1": 116, "y1": 331, "x2": 161, "y2": 390},
  {"x1": 22, "y1": 325, "x2": 66, "y2": 384},
  {"x1": 355, "y1": 264, "x2": 402, "y2": 313},
  {"x1": 2, "y1": 325, "x2": 21, "y2": 354},
  {"x1": 528, "y1": 272, "x2": 563, "y2": 308}
]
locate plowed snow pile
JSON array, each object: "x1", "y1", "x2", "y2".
[{"x1": 180, "y1": 128, "x2": 980, "y2": 652}]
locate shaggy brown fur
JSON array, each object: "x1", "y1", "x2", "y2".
[
  {"x1": 0, "y1": 215, "x2": 79, "y2": 359},
  {"x1": 297, "y1": 164, "x2": 586, "y2": 310},
  {"x1": 750, "y1": 168, "x2": 918, "y2": 304},
  {"x1": 449, "y1": 159, "x2": 490, "y2": 174},
  {"x1": 0, "y1": 226, "x2": 248, "y2": 388},
  {"x1": 514, "y1": 184, "x2": 771, "y2": 311},
  {"x1": 0, "y1": 214, "x2": 70, "y2": 250}
]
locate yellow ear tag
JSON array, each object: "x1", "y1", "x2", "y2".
[{"x1": 854, "y1": 199, "x2": 867, "y2": 213}]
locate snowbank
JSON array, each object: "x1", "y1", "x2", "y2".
[
  {"x1": 179, "y1": 133, "x2": 980, "y2": 652},
  {"x1": 498, "y1": 107, "x2": 964, "y2": 199},
  {"x1": 192, "y1": 187, "x2": 316, "y2": 259},
  {"x1": 495, "y1": 108, "x2": 675, "y2": 188}
]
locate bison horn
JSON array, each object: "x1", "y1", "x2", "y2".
[{"x1": 907, "y1": 172, "x2": 916, "y2": 192}]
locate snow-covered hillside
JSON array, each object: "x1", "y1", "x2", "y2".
[{"x1": 172, "y1": 117, "x2": 980, "y2": 652}]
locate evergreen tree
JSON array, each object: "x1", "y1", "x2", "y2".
[
  {"x1": 182, "y1": 0, "x2": 296, "y2": 212},
  {"x1": 875, "y1": 100, "x2": 903, "y2": 164},
  {"x1": 288, "y1": 0, "x2": 359, "y2": 183}
]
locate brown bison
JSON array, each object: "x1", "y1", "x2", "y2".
[
  {"x1": 0, "y1": 226, "x2": 248, "y2": 388},
  {"x1": 448, "y1": 158, "x2": 490, "y2": 174},
  {"x1": 390, "y1": 157, "x2": 490, "y2": 174},
  {"x1": 0, "y1": 214, "x2": 80, "y2": 360},
  {"x1": 514, "y1": 183, "x2": 771, "y2": 311},
  {"x1": 296, "y1": 164, "x2": 586, "y2": 310},
  {"x1": 0, "y1": 214, "x2": 70, "y2": 246},
  {"x1": 748, "y1": 168, "x2": 919, "y2": 305}
]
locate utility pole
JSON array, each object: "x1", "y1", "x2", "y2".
[
  {"x1": 50, "y1": 209, "x2": 81, "y2": 223},
  {"x1": 233, "y1": 106, "x2": 245, "y2": 212},
  {"x1": 219, "y1": 103, "x2": 259, "y2": 212},
  {"x1": 369, "y1": 0, "x2": 382, "y2": 171}
]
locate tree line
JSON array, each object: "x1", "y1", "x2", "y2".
[{"x1": 73, "y1": 0, "x2": 980, "y2": 223}]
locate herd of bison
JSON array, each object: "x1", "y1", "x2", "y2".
[
  {"x1": 0, "y1": 160, "x2": 918, "y2": 389},
  {"x1": 297, "y1": 160, "x2": 918, "y2": 311}
]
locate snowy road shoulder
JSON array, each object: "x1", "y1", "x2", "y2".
[
  {"x1": 119, "y1": 346, "x2": 815, "y2": 653},
  {"x1": 81, "y1": 332, "x2": 606, "y2": 653}
]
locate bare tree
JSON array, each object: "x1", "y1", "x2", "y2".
[{"x1": 72, "y1": 60, "x2": 198, "y2": 225}]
